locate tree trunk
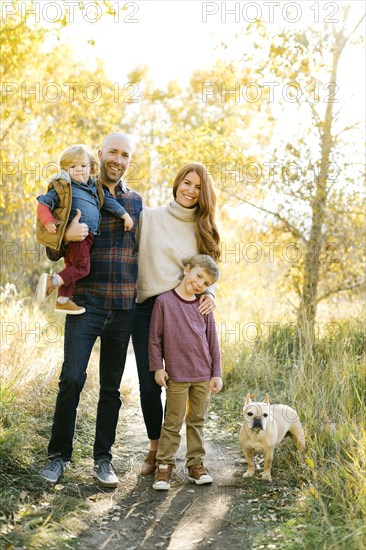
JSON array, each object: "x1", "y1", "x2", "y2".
[{"x1": 298, "y1": 34, "x2": 345, "y2": 339}]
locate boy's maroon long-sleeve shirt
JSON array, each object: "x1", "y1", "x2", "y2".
[{"x1": 148, "y1": 289, "x2": 222, "y2": 382}]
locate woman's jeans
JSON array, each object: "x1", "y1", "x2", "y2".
[
  {"x1": 131, "y1": 298, "x2": 162, "y2": 440},
  {"x1": 48, "y1": 301, "x2": 135, "y2": 462}
]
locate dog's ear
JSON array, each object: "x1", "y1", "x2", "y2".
[
  {"x1": 263, "y1": 393, "x2": 270, "y2": 404},
  {"x1": 245, "y1": 393, "x2": 253, "y2": 404}
]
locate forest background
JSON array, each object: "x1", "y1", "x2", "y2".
[{"x1": 1, "y1": 1, "x2": 365, "y2": 548}]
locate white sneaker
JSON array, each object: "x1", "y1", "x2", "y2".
[
  {"x1": 188, "y1": 463, "x2": 213, "y2": 485},
  {"x1": 153, "y1": 464, "x2": 173, "y2": 490}
]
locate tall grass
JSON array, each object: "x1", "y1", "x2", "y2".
[
  {"x1": 1, "y1": 286, "x2": 365, "y2": 548},
  {"x1": 217, "y1": 318, "x2": 366, "y2": 549},
  {"x1": 0, "y1": 286, "x2": 93, "y2": 547},
  {"x1": 0, "y1": 287, "x2": 138, "y2": 548}
]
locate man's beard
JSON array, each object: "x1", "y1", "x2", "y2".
[{"x1": 100, "y1": 161, "x2": 125, "y2": 183}]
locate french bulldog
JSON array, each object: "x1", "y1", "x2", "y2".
[{"x1": 239, "y1": 393, "x2": 305, "y2": 481}]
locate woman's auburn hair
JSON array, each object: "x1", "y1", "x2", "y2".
[
  {"x1": 172, "y1": 163, "x2": 221, "y2": 261},
  {"x1": 59, "y1": 144, "x2": 99, "y2": 176}
]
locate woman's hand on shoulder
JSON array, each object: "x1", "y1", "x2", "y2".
[{"x1": 198, "y1": 293, "x2": 216, "y2": 316}]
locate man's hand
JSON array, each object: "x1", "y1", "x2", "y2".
[
  {"x1": 122, "y1": 212, "x2": 133, "y2": 231},
  {"x1": 64, "y1": 209, "x2": 89, "y2": 244},
  {"x1": 209, "y1": 376, "x2": 223, "y2": 394},
  {"x1": 198, "y1": 293, "x2": 216, "y2": 315},
  {"x1": 154, "y1": 369, "x2": 169, "y2": 389}
]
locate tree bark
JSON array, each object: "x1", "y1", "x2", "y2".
[{"x1": 298, "y1": 31, "x2": 344, "y2": 338}]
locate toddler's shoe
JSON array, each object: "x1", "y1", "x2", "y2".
[
  {"x1": 36, "y1": 273, "x2": 57, "y2": 304},
  {"x1": 153, "y1": 464, "x2": 173, "y2": 490},
  {"x1": 55, "y1": 299, "x2": 85, "y2": 315},
  {"x1": 188, "y1": 463, "x2": 213, "y2": 485}
]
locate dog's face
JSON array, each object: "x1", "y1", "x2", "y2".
[{"x1": 242, "y1": 393, "x2": 271, "y2": 431}]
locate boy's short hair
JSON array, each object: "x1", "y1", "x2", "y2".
[
  {"x1": 186, "y1": 254, "x2": 219, "y2": 281},
  {"x1": 59, "y1": 144, "x2": 99, "y2": 176}
]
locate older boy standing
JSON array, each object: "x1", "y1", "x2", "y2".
[{"x1": 148, "y1": 254, "x2": 222, "y2": 490}]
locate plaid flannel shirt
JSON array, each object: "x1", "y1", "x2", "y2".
[{"x1": 74, "y1": 180, "x2": 142, "y2": 310}]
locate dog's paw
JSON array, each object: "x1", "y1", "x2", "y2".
[
  {"x1": 261, "y1": 472, "x2": 272, "y2": 481},
  {"x1": 243, "y1": 470, "x2": 254, "y2": 478}
]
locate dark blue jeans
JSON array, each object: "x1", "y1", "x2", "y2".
[
  {"x1": 48, "y1": 300, "x2": 135, "y2": 461},
  {"x1": 131, "y1": 298, "x2": 162, "y2": 440}
]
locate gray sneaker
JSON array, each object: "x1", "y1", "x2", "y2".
[
  {"x1": 40, "y1": 457, "x2": 69, "y2": 483},
  {"x1": 93, "y1": 459, "x2": 118, "y2": 487}
]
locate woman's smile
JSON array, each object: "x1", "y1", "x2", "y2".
[{"x1": 175, "y1": 171, "x2": 201, "y2": 208}]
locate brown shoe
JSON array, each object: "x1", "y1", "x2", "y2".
[
  {"x1": 140, "y1": 450, "x2": 157, "y2": 475},
  {"x1": 36, "y1": 273, "x2": 57, "y2": 304},
  {"x1": 54, "y1": 299, "x2": 86, "y2": 315},
  {"x1": 153, "y1": 464, "x2": 173, "y2": 490},
  {"x1": 188, "y1": 463, "x2": 213, "y2": 485}
]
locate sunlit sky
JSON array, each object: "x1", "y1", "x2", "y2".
[
  {"x1": 10, "y1": 1, "x2": 364, "y2": 221},
  {"x1": 47, "y1": 1, "x2": 364, "y2": 208},
  {"x1": 58, "y1": 0, "x2": 365, "y2": 93},
  {"x1": 52, "y1": 0, "x2": 365, "y2": 165}
]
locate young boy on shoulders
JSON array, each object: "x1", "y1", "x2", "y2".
[{"x1": 148, "y1": 254, "x2": 222, "y2": 490}]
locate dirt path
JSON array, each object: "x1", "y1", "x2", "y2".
[{"x1": 64, "y1": 348, "x2": 300, "y2": 550}]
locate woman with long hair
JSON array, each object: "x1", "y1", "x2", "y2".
[{"x1": 132, "y1": 162, "x2": 221, "y2": 474}]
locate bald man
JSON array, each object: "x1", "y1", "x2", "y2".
[{"x1": 40, "y1": 134, "x2": 143, "y2": 487}]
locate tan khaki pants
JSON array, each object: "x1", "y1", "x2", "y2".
[{"x1": 156, "y1": 380, "x2": 211, "y2": 468}]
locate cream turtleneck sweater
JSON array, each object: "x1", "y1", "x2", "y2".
[{"x1": 136, "y1": 200, "x2": 200, "y2": 303}]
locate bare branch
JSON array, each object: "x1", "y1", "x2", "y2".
[
  {"x1": 333, "y1": 97, "x2": 353, "y2": 123},
  {"x1": 317, "y1": 281, "x2": 366, "y2": 303},
  {"x1": 342, "y1": 12, "x2": 366, "y2": 46},
  {"x1": 223, "y1": 189, "x2": 307, "y2": 243},
  {"x1": 333, "y1": 121, "x2": 362, "y2": 141},
  {"x1": 304, "y1": 99, "x2": 322, "y2": 136},
  {"x1": 295, "y1": 280, "x2": 302, "y2": 299},
  {"x1": 326, "y1": 205, "x2": 365, "y2": 216},
  {"x1": 286, "y1": 296, "x2": 299, "y2": 310}
]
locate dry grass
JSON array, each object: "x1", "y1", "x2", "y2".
[
  {"x1": 217, "y1": 316, "x2": 366, "y2": 549},
  {"x1": 1, "y1": 286, "x2": 365, "y2": 548},
  {"x1": 0, "y1": 286, "x2": 97, "y2": 547}
]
